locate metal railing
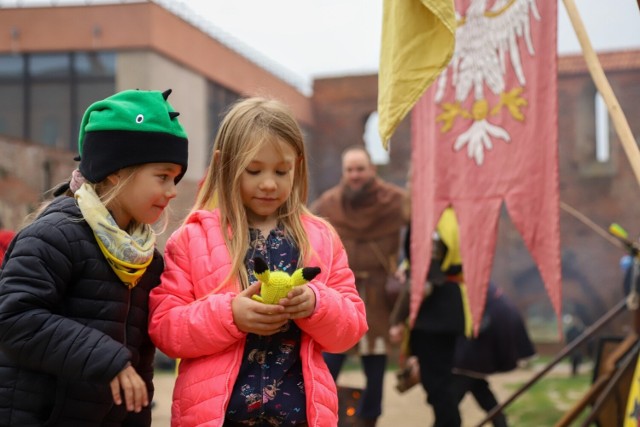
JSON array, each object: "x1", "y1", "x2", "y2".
[{"x1": 475, "y1": 297, "x2": 633, "y2": 427}]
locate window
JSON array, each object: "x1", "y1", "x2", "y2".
[
  {"x1": 207, "y1": 81, "x2": 239, "y2": 158},
  {"x1": 0, "y1": 52, "x2": 115, "y2": 149},
  {"x1": 74, "y1": 52, "x2": 116, "y2": 77},
  {"x1": 575, "y1": 83, "x2": 615, "y2": 177},
  {"x1": 595, "y1": 92, "x2": 610, "y2": 163},
  {"x1": 0, "y1": 55, "x2": 25, "y2": 139},
  {"x1": 29, "y1": 53, "x2": 70, "y2": 78},
  {"x1": 30, "y1": 82, "x2": 71, "y2": 148},
  {"x1": 363, "y1": 111, "x2": 389, "y2": 165},
  {"x1": 0, "y1": 84, "x2": 24, "y2": 139},
  {"x1": 0, "y1": 54, "x2": 23, "y2": 78}
]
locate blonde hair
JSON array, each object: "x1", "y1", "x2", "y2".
[
  {"x1": 23, "y1": 166, "x2": 169, "y2": 234},
  {"x1": 193, "y1": 97, "x2": 312, "y2": 289}
]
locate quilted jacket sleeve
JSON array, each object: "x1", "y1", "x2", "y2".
[
  {"x1": 295, "y1": 219, "x2": 368, "y2": 353},
  {"x1": 0, "y1": 216, "x2": 130, "y2": 383},
  {"x1": 148, "y1": 224, "x2": 246, "y2": 359}
]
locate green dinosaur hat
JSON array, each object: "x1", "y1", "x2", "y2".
[{"x1": 77, "y1": 89, "x2": 188, "y2": 183}]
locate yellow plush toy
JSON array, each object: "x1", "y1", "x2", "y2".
[{"x1": 251, "y1": 257, "x2": 321, "y2": 304}]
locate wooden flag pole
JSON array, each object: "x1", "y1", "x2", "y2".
[
  {"x1": 562, "y1": 0, "x2": 640, "y2": 188},
  {"x1": 561, "y1": 7, "x2": 640, "y2": 424}
]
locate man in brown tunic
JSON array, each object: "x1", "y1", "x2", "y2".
[{"x1": 311, "y1": 146, "x2": 408, "y2": 427}]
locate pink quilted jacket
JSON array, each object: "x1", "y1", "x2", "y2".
[{"x1": 148, "y1": 209, "x2": 368, "y2": 427}]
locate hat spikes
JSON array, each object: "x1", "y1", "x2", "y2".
[{"x1": 164, "y1": 90, "x2": 179, "y2": 120}]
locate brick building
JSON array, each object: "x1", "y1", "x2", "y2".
[
  {"x1": 1, "y1": 2, "x2": 639, "y2": 345},
  {"x1": 494, "y1": 51, "x2": 640, "y2": 342}
]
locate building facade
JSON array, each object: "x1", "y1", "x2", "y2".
[{"x1": 0, "y1": 1, "x2": 313, "y2": 241}]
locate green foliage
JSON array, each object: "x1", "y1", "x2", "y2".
[{"x1": 504, "y1": 372, "x2": 592, "y2": 426}]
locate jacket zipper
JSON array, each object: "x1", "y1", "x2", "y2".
[
  {"x1": 123, "y1": 288, "x2": 131, "y2": 348},
  {"x1": 222, "y1": 339, "x2": 246, "y2": 424}
]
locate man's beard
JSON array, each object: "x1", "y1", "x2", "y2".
[{"x1": 343, "y1": 178, "x2": 375, "y2": 206}]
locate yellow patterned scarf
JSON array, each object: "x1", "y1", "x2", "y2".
[{"x1": 75, "y1": 184, "x2": 156, "y2": 288}]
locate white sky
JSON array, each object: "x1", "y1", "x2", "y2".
[{"x1": 182, "y1": 0, "x2": 640, "y2": 92}]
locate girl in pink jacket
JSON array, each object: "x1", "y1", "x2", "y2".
[{"x1": 148, "y1": 97, "x2": 368, "y2": 427}]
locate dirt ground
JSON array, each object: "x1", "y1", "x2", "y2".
[{"x1": 150, "y1": 365, "x2": 541, "y2": 426}]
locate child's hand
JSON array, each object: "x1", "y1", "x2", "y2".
[
  {"x1": 279, "y1": 285, "x2": 316, "y2": 319},
  {"x1": 394, "y1": 262, "x2": 407, "y2": 283},
  {"x1": 232, "y1": 282, "x2": 290, "y2": 335},
  {"x1": 110, "y1": 363, "x2": 149, "y2": 413}
]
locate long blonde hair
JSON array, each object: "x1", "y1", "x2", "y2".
[{"x1": 193, "y1": 97, "x2": 312, "y2": 289}]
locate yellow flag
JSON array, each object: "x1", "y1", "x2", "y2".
[
  {"x1": 625, "y1": 354, "x2": 640, "y2": 426},
  {"x1": 377, "y1": 0, "x2": 456, "y2": 148}
]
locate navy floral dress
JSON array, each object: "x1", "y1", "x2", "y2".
[{"x1": 225, "y1": 226, "x2": 307, "y2": 426}]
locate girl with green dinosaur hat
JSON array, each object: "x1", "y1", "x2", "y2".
[{"x1": 0, "y1": 88, "x2": 188, "y2": 426}]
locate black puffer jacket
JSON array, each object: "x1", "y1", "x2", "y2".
[{"x1": 0, "y1": 196, "x2": 162, "y2": 426}]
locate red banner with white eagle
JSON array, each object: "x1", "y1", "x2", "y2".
[{"x1": 409, "y1": 0, "x2": 562, "y2": 334}]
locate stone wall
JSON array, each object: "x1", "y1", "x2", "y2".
[{"x1": 310, "y1": 74, "x2": 412, "y2": 200}]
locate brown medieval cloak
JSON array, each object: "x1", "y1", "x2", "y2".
[{"x1": 311, "y1": 177, "x2": 408, "y2": 354}]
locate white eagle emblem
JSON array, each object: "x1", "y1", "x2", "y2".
[{"x1": 434, "y1": 0, "x2": 540, "y2": 165}]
